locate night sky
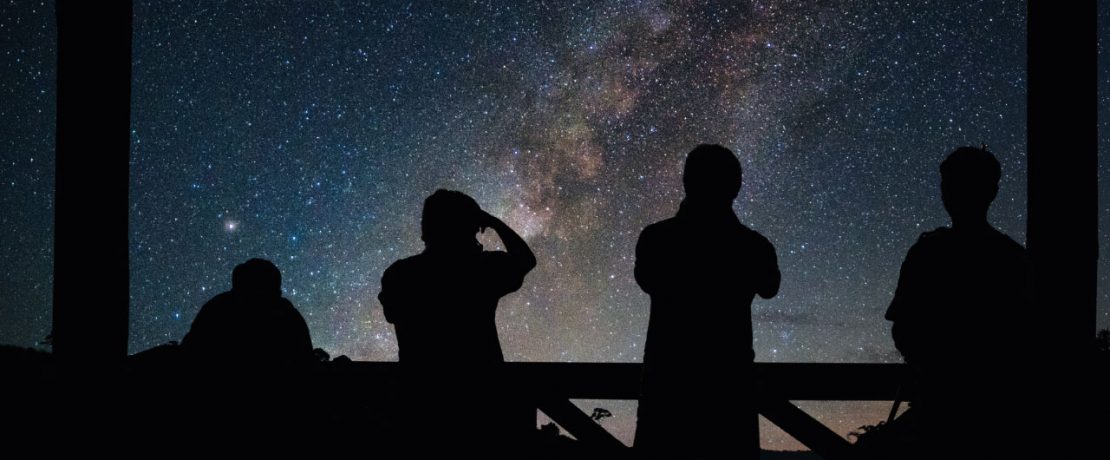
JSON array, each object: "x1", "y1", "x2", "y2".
[{"x1": 2, "y1": 0, "x2": 1108, "y2": 451}]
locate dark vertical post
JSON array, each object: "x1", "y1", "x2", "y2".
[
  {"x1": 1027, "y1": 0, "x2": 1096, "y2": 454},
  {"x1": 53, "y1": 2, "x2": 131, "y2": 368}
]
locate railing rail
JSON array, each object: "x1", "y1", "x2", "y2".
[{"x1": 335, "y1": 362, "x2": 907, "y2": 459}]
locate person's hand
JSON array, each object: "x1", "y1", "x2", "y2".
[{"x1": 477, "y1": 209, "x2": 499, "y2": 233}]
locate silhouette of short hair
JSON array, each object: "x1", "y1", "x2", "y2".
[
  {"x1": 683, "y1": 144, "x2": 742, "y2": 201},
  {"x1": 231, "y1": 258, "x2": 282, "y2": 296},
  {"x1": 421, "y1": 189, "x2": 482, "y2": 245},
  {"x1": 940, "y1": 147, "x2": 1001, "y2": 216}
]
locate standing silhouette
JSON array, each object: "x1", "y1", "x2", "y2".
[
  {"x1": 379, "y1": 189, "x2": 537, "y2": 454},
  {"x1": 633, "y1": 144, "x2": 780, "y2": 459},
  {"x1": 884, "y1": 147, "x2": 1032, "y2": 458},
  {"x1": 182, "y1": 258, "x2": 314, "y2": 366}
]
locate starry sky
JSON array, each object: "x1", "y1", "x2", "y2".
[{"x1": 2, "y1": 0, "x2": 1108, "y2": 451}]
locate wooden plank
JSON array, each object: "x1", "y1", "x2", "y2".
[
  {"x1": 349, "y1": 362, "x2": 907, "y2": 401},
  {"x1": 537, "y1": 397, "x2": 628, "y2": 451},
  {"x1": 758, "y1": 397, "x2": 856, "y2": 460}
]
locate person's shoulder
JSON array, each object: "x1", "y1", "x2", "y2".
[
  {"x1": 898, "y1": 227, "x2": 950, "y2": 264},
  {"x1": 921, "y1": 226, "x2": 952, "y2": 239},
  {"x1": 188, "y1": 292, "x2": 237, "y2": 333},
  {"x1": 987, "y1": 228, "x2": 1026, "y2": 252},
  {"x1": 738, "y1": 223, "x2": 775, "y2": 249},
  {"x1": 274, "y1": 296, "x2": 297, "y2": 309},
  {"x1": 209, "y1": 290, "x2": 236, "y2": 301},
  {"x1": 912, "y1": 226, "x2": 953, "y2": 248},
  {"x1": 635, "y1": 219, "x2": 679, "y2": 252},
  {"x1": 640, "y1": 217, "x2": 681, "y2": 239},
  {"x1": 646, "y1": 217, "x2": 680, "y2": 231},
  {"x1": 383, "y1": 254, "x2": 424, "y2": 276},
  {"x1": 983, "y1": 228, "x2": 1028, "y2": 266},
  {"x1": 275, "y1": 297, "x2": 308, "y2": 319},
  {"x1": 199, "y1": 291, "x2": 236, "y2": 310}
]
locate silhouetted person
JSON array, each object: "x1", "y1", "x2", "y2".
[
  {"x1": 379, "y1": 189, "x2": 537, "y2": 455},
  {"x1": 633, "y1": 145, "x2": 780, "y2": 459},
  {"x1": 175, "y1": 259, "x2": 316, "y2": 439},
  {"x1": 885, "y1": 147, "x2": 1032, "y2": 458},
  {"x1": 182, "y1": 258, "x2": 314, "y2": 366}
]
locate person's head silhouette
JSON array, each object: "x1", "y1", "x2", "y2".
[
  {"x1": 683, "y1": 144, "x2": 742, "y2": 206},
  {"x1": 421, "y1": 189, "x2": 483, "y2": 250},
  {"x1": 231, "y1": 258, "x2": 282, "y2": 297},
  {"x1": 940, "y1": 146, "x2": 1000, "y2": 226}
]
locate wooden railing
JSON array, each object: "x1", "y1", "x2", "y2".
[{"x1": 340, "y1": 362, "x2": 907, "y2": 459}]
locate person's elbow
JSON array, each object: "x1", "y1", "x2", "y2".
[
  {"x1": 634, "y1": 264, "x2": 656, "y2": 295},
  {"x1": 521, "y1": 252, "x2": 537, "y2": 273},
  {"x1": 378, "y1": 293, "x2": 397, "y2": 324},
  {"x1": 757, "y1": 270, "x2": 781, "y2": 299}
]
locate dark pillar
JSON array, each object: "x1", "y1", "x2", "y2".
[
  {"x1": 1027, "y1": 0, "x2": 1096, "y2": 455},
  {"x1": 53, "y1": 2, "x2": 131, "y2": 369}
]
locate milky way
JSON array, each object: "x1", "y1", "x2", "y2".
[{"x1": 3, "y1": 0, "x2": 1108, "y2": 450}]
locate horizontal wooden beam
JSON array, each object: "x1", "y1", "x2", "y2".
[{"x1": 341, "y1": 362, "x2": 908, "y2": 401}]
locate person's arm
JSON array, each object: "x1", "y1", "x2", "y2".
[
  {"x1": 886, "y1": 239, "x2": 926, "y2": 362},
  {"x1": 288, "y1": 304, "x2": 315, "y2": 362},
  {"x1": 378, "y1": 263, "x2": 400, "y2": 324},
  {"x1": 756, "y1": 237, "x2": 781, "y2": 299},
  {"x1": 479, "y1": 210, "x2": 537, "y2": 274},
  {"x1": 181, "y1": 296, "x2": 218, "y2": 349},
  {"x1": 634, "y1": 225, "x2": 661, "y2": 295}
]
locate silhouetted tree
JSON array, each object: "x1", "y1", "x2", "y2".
[
  {"x1": 539, "y1": 422, "x2": 562, "y2": 438},
  {"x1": 534, "y1": 422, "x2": 584, "y2": 459},
  {"x1": 849, "y1": 420, "x2": 898, "y2": 444},
  {"x1": 848, "y1": 415, "x2": 916, "y2": 460},
  {"x1": 590, "y1": 407, "x2": 612, "y2": 423}
]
